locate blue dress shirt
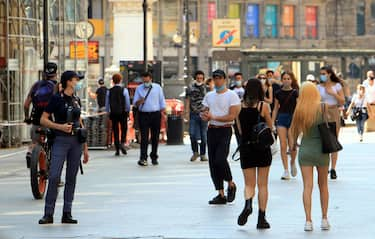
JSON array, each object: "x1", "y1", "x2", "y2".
[{"x1": 133, "y1": 83, "x2": 166, "y2": 112}]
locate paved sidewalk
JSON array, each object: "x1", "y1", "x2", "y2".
[{"x1": 0, "y1": 127, "x2": 374, "y2": 239}]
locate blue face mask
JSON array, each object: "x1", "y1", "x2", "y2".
[
  {"x1": 235, "y1": 81, "x2": 242, "y2": 87},
  {"x1": 74, "y1": 81, "x2": 83, "y2": 91},
  {"x1": 144, "y1": 82, "x2": 152, "y2": 88},
  {"x1": 214, "y1": 85, "x2": 225, "y2": 92},
  {"x1": 320, "y1": 75, "x2": 327, "y2": 83}
]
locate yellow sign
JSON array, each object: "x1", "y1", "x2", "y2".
[{"x1": 212, "y1": 19, "x2": 241, "y2": 47}]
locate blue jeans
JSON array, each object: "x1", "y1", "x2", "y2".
[
  {"x1": 189, "y1": 112, "x2": 208, "y2": 155},
  {"x1": 356, "y1": 113, "x2": 368, "y2": 135},
  {"x1": 44, "y1": 136, "x2": 82, "y2": 215}
]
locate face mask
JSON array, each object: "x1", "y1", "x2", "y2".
[
  {"x1": 260, "y1": 79, "x2": 266, "y2": 85},
  {"x1": 74, "y1": 81, "x2": 83, "y2": 91},
  {"x1": 320, "y1": 75, "x2": 327, "y2": 83},
  {"x1": 195, "y1": 81, "x2": 203, "y2": 86},
  {"x1": 214, "y1": 85, "x2": 225, "y2": 92},
  {"x1": 144, "y1": 82, "x2": 152, "y2": 88},
  {"x1": 235, "y1": 81, "x2": 242, "y2": 87}
]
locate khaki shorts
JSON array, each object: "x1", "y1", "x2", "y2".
[{"x1": 326, "y1": 105, "x2": 340, "y2": 133}]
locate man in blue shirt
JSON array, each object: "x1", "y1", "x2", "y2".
[
  {"x1": 133, "y1": 72, "x2": 166, "y2": 166},
  {"x1": 105, "y1": 73, "x2": 130, "y2": 156}
]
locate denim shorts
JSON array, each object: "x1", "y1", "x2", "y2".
[{"x1": 277, "y1": 113, "x2": 293, "y2": 129}]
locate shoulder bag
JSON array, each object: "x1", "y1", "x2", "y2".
[{"x1": 318, "y1": 103, "x2": 343, "y2": 154}]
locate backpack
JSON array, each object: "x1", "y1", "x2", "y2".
[
  {"x1": 248, "y1": 102, "x2": 274, "y2": 151},
  {"x1": 32, "y1": 80, "x2": 56, "y2": 109},
  {"x1": 30, "y1": 80, "x2": 55, "y2": 125}
]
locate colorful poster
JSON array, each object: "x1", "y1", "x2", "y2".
[
  {"x1": 246, "y1": 4, "x2": 259, "y2": 38},
  {"x1": 305, "y1": 6, "x2": 318, "y2": 38},
  {"x1": 212, "y1": 19, "x2": 241, "y2": 47},
  {"x1": 208, "y1": 2, "x2": 216, "y2": 34},
  {"x1": 264, "y1": 5, "x2": 278, "y2": 38},
  {"x1": 282, "y1": 5, "x2": 295, "y2": 37}
]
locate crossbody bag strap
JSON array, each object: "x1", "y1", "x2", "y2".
[{"x1": 139, "y1": 86, "x2": 152, "y2": 111}]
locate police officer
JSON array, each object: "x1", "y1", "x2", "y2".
[
  {"x1": 133, "y1": 72, "x2": 166, "y2": 166},
  {"x1": 38, "y1": 71, "x2": 89, "y2": 224}
]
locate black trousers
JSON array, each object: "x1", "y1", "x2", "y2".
[
  {"x1": 139, "y1": 111, "x2": 161, "y2": 160},
  {"x1": 207, "y1": 127, "x2": 233, "y2": 190},
  {"x1": 110, "y1": 113, "x2": 128, "y2": 151}
]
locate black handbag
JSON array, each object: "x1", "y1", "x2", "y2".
[
  {"x1": 77, "y1": 128, "x2": 88, "y2": 144},
  {"x1": 318, "y1": 104, "x2": 343, "y2": 154},
  {"x1": 350, "y1": 107, "x2": 361, "y2": 121}
]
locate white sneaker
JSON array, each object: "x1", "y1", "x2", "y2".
[
  {"x1": 304, "y1": 221, "x2": 313, "y2": 231},
  {"x1": 291, "y1": 162, "x2": 298, "y2": 177},
  {"x1": 281, "y1": 170, "x2": 291, "y2": 180},
  {"x1": 321, "y1": 219, "x2": 330, "y2": 230}
]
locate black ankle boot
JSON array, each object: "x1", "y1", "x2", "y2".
[
  {"x1": 237, "y1": 198, "x2": 252, "y2": 226},
  {"x1": 61, "y1": 212, "x2": 78, "y2": 224},
  {"x1": 38, "y1": 215, "x2": 53, "y2": 224},
  {"x1": 256, "y1": 210, "x2": 270, "y2": 229}
]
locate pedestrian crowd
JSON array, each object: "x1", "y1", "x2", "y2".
[{"x1": 23, "y1": 63, "x2": 375, "y2": 232}]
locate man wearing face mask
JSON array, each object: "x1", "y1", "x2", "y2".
[
  {"x1": 133, "y1": 72, "x2": 166, "y2": 166},
  {"x1": 201, "y1": 69, "x2": 241, "y2": 205},
  {"x1": 38, "y1": 71, "x2": 89, "y2": 224},
  {"x1": 233, "y1": 72, "x2": 245, "y2": 100},
  {"x1": 185, "y1": 70, "x2": 208, "y2": 162}
]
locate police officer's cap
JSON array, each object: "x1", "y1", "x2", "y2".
[
  {"x1": 212, "y1": 69, "x2": 226, "y2": 79},
  {"x1": 60, "y1": 71, "x2": 83, "y2": 85},
  {"x1": 45, "y1": 62, "x2": 57, "y2": 77}
]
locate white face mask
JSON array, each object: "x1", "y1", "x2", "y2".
[
  {"x1": 195, "y1": 81, "x2": 203, "y2": 86},
  {"x1": 261, "y1": 79, "x2": 266, "y2": 85}
]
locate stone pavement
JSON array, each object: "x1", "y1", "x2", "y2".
[{"x1": 0, "y1": 126, "x2": 374, "y2": 239}]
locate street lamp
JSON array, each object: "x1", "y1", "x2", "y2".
[
  {"x1": 143, "y1": 0, "x2": 148, "y2": 72},
  {"x1": 183, "y1": 0, "x2": 191, "y2": 87},
  {"x1": 43, "y1": 0, "x2": 48, "y2": 75}
]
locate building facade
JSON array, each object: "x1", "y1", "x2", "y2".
[
  {"x1": 0, "y1": 0, "x2": 89, "y2": 147},
  {"x1": 151, "y1": 0, "x2": 375, "y2": 90}
]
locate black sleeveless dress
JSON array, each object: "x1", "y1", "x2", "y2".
[{"x1": 238, "y1": 107, "x2": 272, "y2": 169}]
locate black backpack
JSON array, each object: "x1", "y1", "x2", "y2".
[{"x1": 248, "y1": 102, "x2": 274, "y2": 151}]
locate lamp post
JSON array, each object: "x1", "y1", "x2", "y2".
[
  {"x1": 43, "y1": 0, "x2": 48, "y2": 74},
  {"x1": 183, "y1": 0, "x2": 191, "y2": 87},
  {"x1": 143, "y1": 0, "x2": 148, "y2": 72}
]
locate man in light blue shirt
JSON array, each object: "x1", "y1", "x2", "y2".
[
  {"x1": 133, "y1": 72, "x2": 166, "y2": 166},
  {"x1": 105, "y1": 73, "x2": 131, "y2": 156}
]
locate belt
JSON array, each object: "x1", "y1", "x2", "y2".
[
  {"x1": 208, "y1": 124, "x2": 232, "y2": 129},
  {"x1": 139, "y1": 111, "x2": 160, "y2": 114}
]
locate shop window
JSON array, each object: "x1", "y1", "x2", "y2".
[
  {"x1": 305, "y1": 6, "x2": 318, "y2": 39},
  {"x1": 245, "y1": 4, "x2": 259, "y2": 38},
  {"x1": 189, "y1": 1, "x2": 198, "y2": 22},
  {"x1": 371, "y1": 1, "x2": 375, "y2": 19},
  {"x1": 264, "y1": 5, "x2": 278, "y2": 38}
]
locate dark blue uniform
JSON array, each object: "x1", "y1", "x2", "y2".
[{"x1": 43, "y1": 93, "x2": 83, "y2": 217}]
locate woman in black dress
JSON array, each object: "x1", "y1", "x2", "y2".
[{"x1": 236, "y1": 79, "x2": 273, "y2": 229}]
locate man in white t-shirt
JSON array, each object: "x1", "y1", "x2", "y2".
[{"x1": 201, "y1": 69, "x2": 241, "y2": 205}]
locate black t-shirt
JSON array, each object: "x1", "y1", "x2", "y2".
[
  {"x1": 45, "y1": 93, "x2": 81, "y2": 135},
  {"x1": 96, "y1": 86, "x2": 107, "y2": 108},
  {"x1": 275, "y1": 89, "x2": 299, "y2": 115},
  {"x1": 271, "y1": 83, "x2": 281, "y2": 111}
]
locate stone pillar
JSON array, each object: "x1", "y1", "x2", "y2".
[{"x1": 109, "y1": 0, "x2": 154, "y2": 66}]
